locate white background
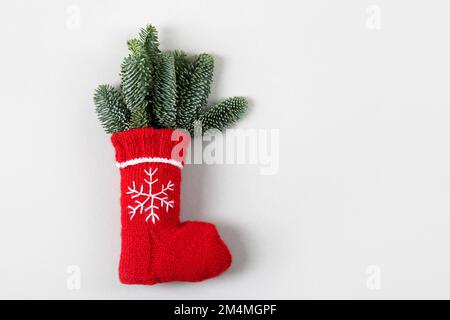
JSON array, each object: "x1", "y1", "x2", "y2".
[{"x1": 0, "y1": 0, "x2": 450, "y2": 299}]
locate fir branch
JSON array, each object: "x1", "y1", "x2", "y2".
[
  {"x1": 193, "y1": 53, "x2": 214, "y2": 112},
  {"x1": 138, "y1": 24, "x2": 160, "y2": 60},
  {"x1": 128, "y1": 24, "x2": 161, "y2": 126},
  {"x1": 173, "y1": 50, "x2": 192, "y2": 122},
  {"x1": 126, "y1": 39, "x2": 142, "y2": 55},
  {"x1": 173, "y1": 50, "x2": 191, "y2": 87},
  {"x1": 129, "y1": 104, "x2": 148, "y2": 129},
  {"x1": 94, "y1": 84, "x2": 130, "y2": 134},
  {"x1": 198, "y1": 97, "x2": 248, "y2": 134},
  {"x1": 173, "y1": 51, "x2": 190, "y2": 126},
  {"x1": 176, "y1": 53, "x2": 214, "y2": 130},
  {"x1": 152, "y1": 52, "x2": 177, "y2": 128},
  {"x1": 120, "y1": 51, "x2": 151, "y2": 127}
]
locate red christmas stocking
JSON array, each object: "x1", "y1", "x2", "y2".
[{"x1": 111, "y1": 127, "x2": 232, "y2": 284}]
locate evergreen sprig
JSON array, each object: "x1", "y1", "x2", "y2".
[
  {"x1": 94, "y1": 84, "x2": 129, "y2": 134},
  {"x1": 152, "y1": 52, "x2": 177, "y2": 128},
  {"x1": 176, "y1": 53, "x2": 214, "y2": 131},
  {"x1": 120, "y1": 24, "x2": 161, "y2": 128},
  {"x1": 198, "y1": 97, "x2": 248, "y2": 133},
  {"x1": 138, "y1": 24, "x2": 160, "y2": 61},
  {"x1": 120, "y1": 50, "x2": 151, "y2": 128},
  {"x1": 129, "y1": 104, "x2": 148, "y2": 129},
  {"x1": 94, "y1": 24, "x2": 248, "y2": 135}
]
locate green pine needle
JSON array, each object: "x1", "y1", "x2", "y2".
[
  {"x1": 193, "y1": 53, "x2": 214, "y2": 112},
  {"x1": 198, "y1": 96, "x2": 248, "y2": 134},
  {"x1": 126, "y1": 39, "x2": 142, "y2": 55},
  {"x1": 152, "y1": 52, "x2": 177, "y2": 128},
  {"x1": 176, "y1": 53, "x2": 214, "y2": 130},
  {"x1": 138, "y1": 24, "x2": 160, "y2": 60},
  {"x1": 173, "y1": 50, "x2": 191, "y2": 97},
  {"x1": 120, "y1": 52, "x2": 151, "y2": 127},
  {"x1": 94, "y1": 84, "x2": 130, "y2": 134},
  {"x1": 129, "y1": 104, "x2": 148, "y2": 128}
]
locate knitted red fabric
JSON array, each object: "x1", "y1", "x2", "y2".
[{"x1": 111, "y1": 127, "x2": 232, "y2": 284}]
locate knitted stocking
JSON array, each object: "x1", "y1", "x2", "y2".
[{"x1": 111, "y1": 128, "x2": 232, "y2": 285}]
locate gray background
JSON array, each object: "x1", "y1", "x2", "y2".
[{"x1": 0, "y1": 0, "x2": 449, "y2": 299}]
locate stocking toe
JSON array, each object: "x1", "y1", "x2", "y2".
[{"x1": 160, "y1": 221, "x2": 232, "y2": 282}]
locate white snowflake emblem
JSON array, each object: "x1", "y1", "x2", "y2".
[{"x1": 126, "y1": 167, "x2": 175, "y2": 224}]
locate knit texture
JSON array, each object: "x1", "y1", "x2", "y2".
[{"x1": 111, "y1": 127, "x2": 232, "y2": 284}]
